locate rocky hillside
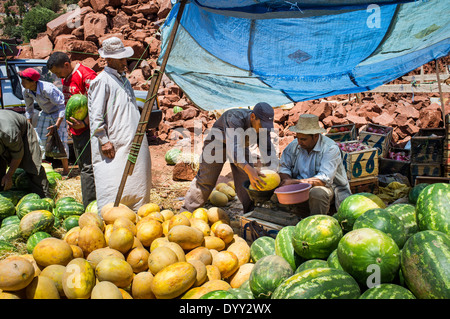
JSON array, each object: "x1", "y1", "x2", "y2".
[{"x1": 16, "y1": 0, "x2": 450, "y2": 150}]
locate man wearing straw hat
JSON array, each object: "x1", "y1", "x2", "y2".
[
  {"x1": 88, "y1": 37, "x2": 152, "y2": 214},
  {"x1": 279, "y1": 114, "x2": 351, "y2": 216}
]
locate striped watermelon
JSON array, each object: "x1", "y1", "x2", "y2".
[
  {"x1": 275, "y1": 225, "x2": 304, "y2": 271},
  {"x1": 200, "y1": 290, "x2": 236, "y2": 299},
  {"x1": 408, "y1": 183, "x2": 429, "y2": 205},
  {"x1": 292, "y1": 215, "x2": 343, "y2": 260},
  {"x1": 63, "y1": 215, "x2": 80, "y2": 231},
  {"x1": 19, "y1": 210, "x2": 55, "y2": 238},
  {"x1": 165, "y1": 148, "x2": 182, "y2": 165},
  {"x1": 1, "y1": 215, "x2": 20, "y2": 228},
  {"x1": 0, "y1": 190, "x2": 27, "y2": 206},
  {"x1": 250, "y1": 236, "x2": 275, "y2": 263},
  {"x1": 249, "y1": 255, "x2": 293, "y2": 299},
  {"x1": 401, "y1": 230, "x2": 450, "y2": 299},
  {"x1": 228, "y1": 280, "x2": 254, "y2": 299},
  {"x1": 385, "y1": 203, "x2": 418, "y2": 239},
  {"x1": 272, "y1": 267, "x2": 360, "y2": 299},
  {"x1": 55, "y1": 202, "x2": 85, "y2": 219},
  {"x1": 16, "y1": 199, "x2": 53, "y2": 219},
  {"x1": 336, "y1": 193, "x2": 386, "y2": 232},
  {"x1": 415, "y1": 183, "x2": 450, "y2": 235},
  {"x1": 26, "y1": 231, "x2": 51, "y2": 253},
  {"x1": 0, "y1": 197, "x2": 16, "y2": 220},
  {"x1": 0, "y1": 239, "x2": 17, "y2": 254},
  {"x1": 15, "y1": 193, "x2": 40, "y2": 208},
  {"x1": 359, "y1": 284, "x2": 416, "y2": 299},
  {"x1": 65, "y1": 94, "x2": 88, "y2": 121},
  {"x1": 295, "y1": 259, "x2": 328, "y2": 273},
  {"x1": 85, "y1": 200, "x2": 98, "y2": 214},
  {"x1": 0, "y1": 224, "x2": 21, "y2": 241},
  {"x1": 326, "y1": 249, "x2": 344, "y2": 270},
  {"x1": 337, "y1": 228, "x2": 401, "y2": 286},
  {"x1": 55, "y1": 196, "x2": 78, "y2": 207},
  {"x1": 353, "y1": 208, "x2": 407, "y2": 248}
]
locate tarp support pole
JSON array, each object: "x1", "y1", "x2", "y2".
[
  {"x1": 114, "y1": 0, "x2": 188, "y2": 207},
  {"x1": 435, "y1": 58, "x2": 446, "y2": 130}
]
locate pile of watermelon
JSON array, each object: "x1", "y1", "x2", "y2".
[{"x1": 235, "y1": 183, "x2": 449, "y2": 300}]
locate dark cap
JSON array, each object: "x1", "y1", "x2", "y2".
[{"x1": 253, "y1": 102, "x2": 274, "y2": 129}]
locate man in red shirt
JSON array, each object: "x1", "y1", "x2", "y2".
[{"x1": 47, "y1": 52, "x2": 97, "y2": 208}]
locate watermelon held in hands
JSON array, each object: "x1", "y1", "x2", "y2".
[
  {"x1": 401, "y1": 230, "x2": 450, "y2": 299},
  {"x1": 65, "y1": 94, "x2": 88, "y2": 121},
  {"x1": 337, "y1": 228, "x2": 401, "y2": 286},
  {"x1": 353, "y1": 208, "x2": 407, "y2": 248},
  {"x1": 336, "y1": 193, "x2": 386, "y2": 232},
  {"x1": 415, "y1": 183, "x2": 450, "y2": 235}
]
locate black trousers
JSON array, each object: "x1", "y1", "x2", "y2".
[{"x1": 72, "y1": 129, "x2": 96, "y2": 208}]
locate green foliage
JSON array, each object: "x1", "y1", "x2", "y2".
[{"x1": 22, "y1": 6, "x2": 59, "y2": 42}]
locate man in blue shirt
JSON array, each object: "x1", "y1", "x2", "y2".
[
  {"x1": 279, "y1": 114, "x2": 351, "y2": 216},
  {"x1": 20, "y1": 68, "x2": 70, "y2": 175}
]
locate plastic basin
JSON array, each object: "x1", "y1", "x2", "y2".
[{"x1": 274, "y1": 183, "x2": 312, "y2": 205}]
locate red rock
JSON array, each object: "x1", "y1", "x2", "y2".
[
  {"x1": 172, "y1": 161, "x2": 197, "y2": 181},
  {"x1": 65, "y1": 40, "x2": 98, "y2": 61},
  {"x1": 308, "y1": 102, "x2": 332, "y2": 121},
  {"x1": 123, "y1": 40, "x2": 148, "y2": 59},
  {"x1": 399, "y1": 119, "x2": 419, "y2": 136},
  {"x1": 17, "y1": 45, "x2": 33, "y2": 59},
  {"x1": 274, "y1": 109, "x2": 288, "y2": 123},
  {"x1": 83, "y1": 12, "x2": 108, "y2": 44},
  {"x1": 346, "y1": 115, "x2": 367, "y2": 128},
  {"x1": 90, "y1": 0, "x2": 120, "y2": 12},
  {"x1": 46, "y1": 6, "x2": 92, "y2": 41},
  {"x1": 53, "y1": 34, "x2": 77, "y2": 52},
  {"x1": 417, "y1": 109, "x2": 442, "y2": 128},
  {"x1": 372, "y1": 112, "x2": 395, "y2": 127},
  {"x1": 157, "y1": 0, "x2": 173, "y2": 19},
  {"x1": 334, "y1": 104, "x2": 347, "y2": 118},
  {"x1": 180, "y1": 108, "x2": 198, "y2": 121},
  {"x1": 128, "y1": 69, "x2": 145, "y2": 88},
  {"x1": 111, "y1": 11, "x2": 130, "y2": 29},
  {"x1": 372, "y1": 94, "x2": 387, "y2": 108},
  {"x1": 394, "y1": 113, "x2": 408, "y2": 127},
  {"x1": 322, "y1": 115, "x2": 346, "y2": 127},
  {"x1": 31, "y1": 34, "x2": 53, "y2": 59},
  {"x1": 279, "y1": 136, "x2": 295, "y2": 154},
  {"x1": 136, "y1": 3, "x2": 160, "y2": 15}
]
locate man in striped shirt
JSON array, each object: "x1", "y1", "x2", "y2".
[{"x1": 47, "y1": 52, "x2": 97, "y2": 208}]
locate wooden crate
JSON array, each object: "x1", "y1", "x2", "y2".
[
  {"x1": 410, "y1": 163, "x2": 442, "y2": 184},
  {"x1": 349, "y1": 176, "x2": 379, "y2": 194},
  {"x1": 415, "y1": 176, "x2": 450, "y2": 186},
  {"x1": 410, "y1": 128, "x2": 445, "y2": 163},
  {"x1": 340, "y1": 141, "x2": 379, "y2": 180},
  {"x1": 359, "y1": 123, "x2": 393, "y2": 158},
  {"x1": 326, "y1": 124, "x2": 357, "y2": 142},
  {"x1": 239, "y1": 214, "x2": 282, "y2": 243},
  {"x1": 379, "y1": 147, "x2": 411, "y2": 178}
]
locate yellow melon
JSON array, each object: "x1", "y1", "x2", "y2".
[
  {"x1": 150, "y1": 262, "x2": 197, "y2": 299},
  {"x1": 131, "y1": 272, "x2": 155, "y2": 299},
  {"x1": 108, "y1": 227, "x2": 134, "y2": 254},
  {"x1": 160, "y1": 209, "x2": 174, "y2": 222},
  {"x1": 213, "y1": 223, "x2": 234, "y2": 244},
  {"x1": 136, "y1": 219, "x2": 163, "y2": 247},
  {"x1": 101, "y1": 204, "x2": 136, "y2": 225},
  {"x1": 148, "y1": 246, "x2": 179, "y2": 275},
  {"x1": 77, "y1": 225, "x2": 106, "y2": 257},
  {"x1": 91, "y1": 281, "x2": 123, "y2": 299},
  {"x1": 62, "y1": 258, "x2": 96, "y2": 299},
  {"x1": 168, "y1": 213, "x2": 191, "y2": 230},
  {"x1": 70, "y1": 245, "x2": 84, "y2": 258},
  {"x1": 212, "y1": 251, "x2": 239, "y2": 278},
  {"x1": 207, "y1": 207, "x2": 230, "y2": 225},
  {"x1": 189, "y1": 218, "x2": 211, "y2": 236},
  {"x1": 26, "y1": 276, "x2": 60, "y2": 299},
  {"x1": 113, "y1": 217, "x2": 137, "y2": 236},
  {"x1": 185, "y1": 246, "x2": 213, "y2": 265},
  {"x1": 187, "y1": 259, "x2": 207, "y2": 287},
  {"x1": 162, "y1": 242, "x2": 186, "y2": 262},
  {"x1": 137, "y1": 203, "x2": 160, "y2": 218},
  {"x1": 214, "y1": 182, "x2": 228, "y2": 192},
  {"x1": 95, "y1": 257, "x2": 134, "y2": 288},
  {"x1": 149, "y1": 236, "x2": 169, "y2": 252},
  {"x1": 167, "y1": 225, "x2": 204, "y2": 250},
  {"x1": 191, "y1": 208, "x2": 209, "y2": 223},
  {"x1": 203, "y1": 236, "x2": 226, "y2": 251},
  {"x1": 78, "y1": 212, "x2": 104, "y2": 231},
  {"x1": 201, "y1": 279, "x2": 231, "y2": 291},
  {"x1": 209, "y1": 190, "x2": 228, "y2": 207},
  {"x1": 119, "y1": 288, "x2": 133, "y2": 299},
  {"x1": 248, "y1": 169, "x2": 281, "y2": 191},
  {"x1": 180, "y1": 211, "x2": 192, "y2": 219},
  {"x1": 86, "y1": 247, "x2": 125, "y2": 269},
  {"x1": 126, "y1": 247, "x2": 150, "y2": 273},
  {"x1": 205, "y1": 265, "x2": 222, "y2": 282},
  {"x1": 180, "y1": 286, "x2": 210, "y2": 299},
  {"x1": 226, "y1": 241, "x2": 251, "y2": 267},
  {"x1": 0, "y1": 256, "x2": 35, "y2": 291},
  {"x1": 33, "y1": 238, "x2": 73, "y2": 267},
  {"x1": 219, "y1": 185, "x2": 236, "y2": 200},
  {"x1": 63, "y1": 226, "x2": 80, "y2": 246},
  {"x1": 228, "y1": 263, "x2": 255, "y2": 288},
  {"x1": 40, "y1": 264, "x2": 66, "y2": 297}
]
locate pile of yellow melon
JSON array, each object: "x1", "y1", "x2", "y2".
[
  {"x1": 209, "y1": 181, "x2": 236, "y2": 207},
  {"x1": 0, "y1": 202, "x2": 253, "y2": 299}
]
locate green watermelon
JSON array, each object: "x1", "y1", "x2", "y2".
[
  {"x1": 19, "y1": 210, "x2": 55, "y2": 238},
  {"x1": 0, "y1": 239, "x2": 17, "y2": 254},
  {"x1": 272, "y1": 267, "x2": 360, "y2": 299},
  {"x1": 336, "y1": 193, "x2": 386, "y2": 232},
  {"x1": 249, "y1": 255, "x2": 293, "y2": 299},
  {"x1": 55, "y1": 196, "x2": 78, "y2": 207},
  {"x1": 359, "y1": 283, "x2": 416, "y2": 299},
  {"x1": 385, "y1": 203, "x2": 418, "y2": 239},
  {"x1": 0, "y1": 190, "x2": 27, "y2": 206},
  {"x1": 16, "y1": 199, "x2": 53, "y2": 219},
  {"x1": 326, "y1": 249, "x2": 344, "y2": 270},
  {"x1": 14, "y1": 171, "x2": 31, "y2": 191},
  {"x1": 63, "y1": 215, "x2": 80, "y2": 231},
  {"x1": 415, "y1": 183, "x2": 450, "y2": 235},
  {"x1": 408, "y1": 183, "x2": 429, "y2": 205},
  {"x1": 15, "y1": 193, "x2": 41, "y2": 212},
  {"x1": 292, "y1": 215, "x2": 343, "y2": 260},
  {"x1": 26, "y1": 231, "x2": 51, "y2": 253},
  {"x1": 55, "y1": 202, "x2": 85, "y2": 219},
  {"x1": 295, "y1": 259, "x2": 328, "y2": 274},
  {"x1": 1, "y1": 215, "x2": 20, "y2": 228},
  {"x1": 165, "y1": 148, "x2": 181, "y2": 165},
  {"x1": 200, "y1": 290, "x2": 236, "y2": 299},
  {"x1": 249, "y1": 236, "x2": 275, "y2": 263},
  {"x1": 0, "y1": 197, "x2": 16, "y2": 220},
  {"x1": 66, "y1": 94, "x2": 88, "y2": 121},
  {"x1": 85, "y1": 200, "x2": 98, "y2": 214},
  {"x1": 0, "y1": 224, "x2": 21, "y2": 241},
  {"x1": 275, "y1": 225, "x2": 304, "y2": 271},
  {"x1": 353, "y1": 208, "x2": 407, "y2": 248},
  {"x1": 337, "y1": 228, "x2": 401, "y2": 286},
  {"x1": 228, "y1": 280, "x2": 254, "y2": 299},
  {"x1": 401, "y1": 230, "x2": 450, "y2": 299}
]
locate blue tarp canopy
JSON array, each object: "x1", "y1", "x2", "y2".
[{"x1": 159, "y1": 0, "x2": 450, "y2": 111}]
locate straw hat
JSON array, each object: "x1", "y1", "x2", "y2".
[
  {"x1": 98, "y1": 37, "x2": 134, "y2": 59},
  {"x1": 289, "y1": 114, "x2": 326, "y2": 134}
]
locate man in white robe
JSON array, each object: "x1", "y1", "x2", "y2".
[{"x1": 88, "y1": 37, "x2": 152, "y2": 214}]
